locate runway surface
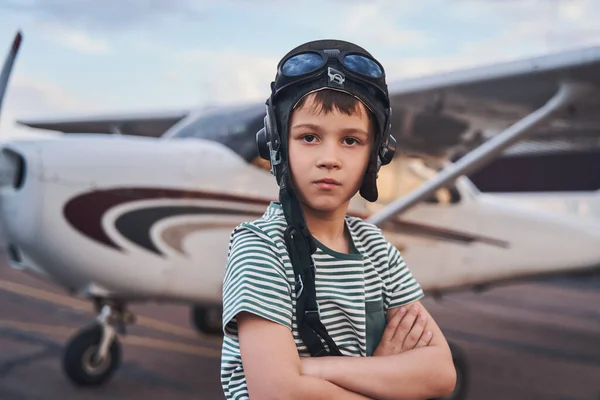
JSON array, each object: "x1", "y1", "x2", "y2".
[{"x1": 1, "y1": 259, "x2": 600, "y2": 400}]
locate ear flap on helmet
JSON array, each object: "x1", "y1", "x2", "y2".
[
  {"x1": 379, "y1": 134, "x2": 396, "y2": 166},
  {"x1": 360, "y1": 113, "x2": 396, "y2": 203},
  {"x1": 256, "y1": 125, "x2": 270, "y2": 161},
  {"x1": 359, "y1": 153, "x2": 379, "y2": 203},
  {"x1": 256, "y1": 99, "x2": 284, "y2": 184}
]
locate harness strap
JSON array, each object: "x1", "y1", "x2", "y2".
[{"x1": 281, "y1": 184, "x2": 342, "y2": 357}]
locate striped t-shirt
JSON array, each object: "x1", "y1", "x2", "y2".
[{"x1": 220, "y1": 202, "x2": 424, "y2": 399}]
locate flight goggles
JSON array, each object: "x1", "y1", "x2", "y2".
[{"x1": 274, "y1": 49, "x2": 389, "y2": 103}]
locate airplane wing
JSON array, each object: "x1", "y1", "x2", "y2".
[
  {"x1": 368, "y1": 44, "x2": 600, "y2": 226},
  {"x1": 16, "y1": 110, "x2": 190, "y2": 138},
  {"x1": 385, "y1": 45, "x2": 600, "y2": 159}
]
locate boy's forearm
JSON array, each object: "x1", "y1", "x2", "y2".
[
  {"x1": 303, "y1": 347, "x2": 456, "y2": 400},
  {"x1": 301, "y1": 375, "x2": 374, "y2": 400},
  {"x1": 280, "y1": 375, "x2": 373, "y2": 400}
]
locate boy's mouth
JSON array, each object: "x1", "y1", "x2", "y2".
[{"x1": 313, "y1": 178, "x2": 341, "y2": 190}]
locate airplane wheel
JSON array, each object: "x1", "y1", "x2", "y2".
[
  {"x1": 430, "y1": 341, "x2": 469, "y2": 400},
  {"x1": 191, "y1": 305, "x2": 223, "y2": 336},
  {"x1": 62, "y1": 324, "x2": 122, "y2": 387}
]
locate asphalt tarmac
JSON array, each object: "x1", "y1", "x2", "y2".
[{"x1": 1, "y1": 258, "x2": 600, "y2": 400}]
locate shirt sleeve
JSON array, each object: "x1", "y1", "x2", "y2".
[
  {"x1": 222, "y1": 223, "x2": 293, "y2": 339},
  {"x1": 384, "y1": 241, "x2": 424, "y2": 310}
]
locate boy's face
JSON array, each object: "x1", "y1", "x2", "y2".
[{"x1": 287, "y1": 92, "x2": 374, "y2": 214}]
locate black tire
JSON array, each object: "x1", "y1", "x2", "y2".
[
  {"x1": 430, "y1": 341, "x2": 469, "y2": 400},
  {"x1": 62, "y1": 324, "x2": 122, "y2": 387},
  {"x1": 191, "y1": 305, "x2": 223, "y2": 336}
]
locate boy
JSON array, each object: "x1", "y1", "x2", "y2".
[{"x1": 221, "y1": 39, "x2": 456, "y2": 400}]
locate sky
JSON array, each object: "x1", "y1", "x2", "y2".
[{"x1": 1, "y1": 0, "x2": 599, "y2": 139}]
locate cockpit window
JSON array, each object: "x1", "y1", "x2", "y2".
[
  {"x1": 169, "y1": 105, "x2": 266, "y2": 162},
  {"x1": 369, "y1": 157, "x2": 461, "y2": 210}
]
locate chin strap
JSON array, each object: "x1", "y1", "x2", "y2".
[{"x1": 279, "y1": 178, "x2": 342, "y2": 357}]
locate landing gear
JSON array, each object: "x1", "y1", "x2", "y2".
[
  {"x1": 62, "y1": 302, "x2": 134, "y2": 387},
  {"x1": 431, "y1": 341, "x2": 469, "y2": 400},
  {"x1": 190, "y1": 305, "x2": 223, "y2": 336}
]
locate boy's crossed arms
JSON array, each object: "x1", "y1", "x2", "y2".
[{"x1": 237, "y1": 300, "x2": 456, "y2": 400}]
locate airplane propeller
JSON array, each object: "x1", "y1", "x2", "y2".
[{"x1": 0, "y1": 31, "x2": 22, "y2": 124}]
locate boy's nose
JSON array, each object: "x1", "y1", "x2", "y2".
[{"x1": 316, "y1": 143, "x2": 342, "y2": 169}]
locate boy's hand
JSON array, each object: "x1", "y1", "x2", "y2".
[{"x1": 373, "y1": 304, "x2": 432, "y2": 357}]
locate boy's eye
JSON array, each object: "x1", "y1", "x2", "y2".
[
  {"x1": 343, "y1": 137, "x2": 360, "y2": 146},
  {"x1": 301, "y1": 134, "x2": 317, "y2": 143}
]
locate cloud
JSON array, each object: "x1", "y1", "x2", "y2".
[
  {"x1": 0, "y1": 0, "x2": 205, "y2": 33},
  {"x1": 385, "y1": 56, "x2": 471, "y2": 79},
  {"x1": 163, "y1": 0, "x2": 600, "y2": 110},
  {"x1": 457, "y1": 2, "x2": 600, "y2": 68},
  {"x1": 0, "y1": 74, "x2": 101, "y2": 139},
  {"x1": 175, "y1": 48, "x2": 278, "y2": 105},
  {"x1": 39, "y1": 23, "x2": 112, "y2": 55},
  {"x1": 335, "y1": 1, "x2": 429, "y2": 47},
  {"x1": 453, "y1": 0, "x2": 600, "y2": 53},
  {"x1": 380, "y1": 0, "x2": 600, "y2": 80},
  {"x1": 163, "y1": 1, "x2": 433, "y2": 106}
]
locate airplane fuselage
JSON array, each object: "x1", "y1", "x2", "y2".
[{"x1": 1, "y1": 135, "x2": 600, "y2": 307}]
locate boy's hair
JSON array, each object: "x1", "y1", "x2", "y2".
[{"x1": 294, "y1": 89, "x2": 378, "y2": 139}]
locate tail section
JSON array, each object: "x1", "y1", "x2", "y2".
[{"x1": 0, "y1": 31, "x2": 23, "y2": 121}]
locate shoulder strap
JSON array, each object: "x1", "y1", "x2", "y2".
[{"x1": 280, "y1": 184, "x2": 342, "y2": 357}]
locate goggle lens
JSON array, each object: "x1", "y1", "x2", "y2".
[
  {"x1": 342, "y1": 54, "x2": 383, "y2": 78},
  {"x1": 281, "y1": 53, "x2": 323, "y2": 76},
  {"x1": 280, "y1": 52, "x2": 383, "y2": 78}
]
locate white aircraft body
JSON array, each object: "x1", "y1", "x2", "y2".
[
  {"x1": 2, "y1": 32, "x2": 600, "y2": 399},
  {"x1": 487, "y1": 190, "x2": 600, "y2": 221}
]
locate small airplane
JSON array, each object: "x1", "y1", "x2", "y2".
[{"x1": 2, "y1": 31, "x2": 600, "y2": 400}]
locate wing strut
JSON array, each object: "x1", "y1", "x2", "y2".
[
  {"x1": 109, "y1": 124, "x2": 123, "y2": 135},
  {"x1": 367, "y1": 80, "x2": 594, "y2": 226}
]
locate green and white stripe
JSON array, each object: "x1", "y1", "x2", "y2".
[{"x1": 221, "y1": 202, "x2": 424, "y2": 400}]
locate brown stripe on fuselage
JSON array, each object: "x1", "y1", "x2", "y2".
[
  {"x1": 64, "y1": 187, "x2": 273, "y2": 250},
  {"x1": 161, "y1": 221, "x2": 257, "y2": 255},
  {"x1": 63, "y1": 186, "x2": 508, "y2": 253}
]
